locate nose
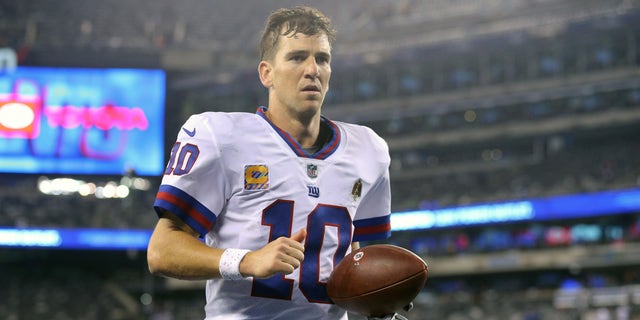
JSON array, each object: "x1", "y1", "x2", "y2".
[{"x1": 305, "y1": 59, "x2": 320, "y2": 78}]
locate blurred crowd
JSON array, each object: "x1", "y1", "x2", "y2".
[
  {"x1": 0, "y1": 175, "x2": 159, "y2": 230},
  {"x1": 391, "y1": 131, "x2": 640, "y2": 210}
]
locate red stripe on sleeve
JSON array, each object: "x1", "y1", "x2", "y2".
[
  {"x1": 353, "y1": 223, "x2": 391, "y2": 236},
  {"x1": 157, "y1": 191, "x2": 213, "y2": 231}
]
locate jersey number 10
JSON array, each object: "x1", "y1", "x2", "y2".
[{"x1": 253, "y1": 199, "x2": 352, "y2": 304}]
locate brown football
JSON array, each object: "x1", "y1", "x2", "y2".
[{"x1": 326, "y1": 244, "x2": 428, "y2": 317}]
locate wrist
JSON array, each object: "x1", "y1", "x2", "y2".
[{"x1": 219, "y1": 248, "x2": 250, "y2": 280}]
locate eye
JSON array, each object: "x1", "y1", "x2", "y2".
[{"x1": 316, "y1": 54, "x2": 331, "y2": 64}]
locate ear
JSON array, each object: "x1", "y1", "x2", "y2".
[{"x1": 258, "y1": 61, "x2": 273, "y2": 88}]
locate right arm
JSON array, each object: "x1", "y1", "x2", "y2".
[
  {"x1": 147, "y1": 210, "x2": 307, "y2": 280},
  {"x1": 147, "y1": 211, "x2": 224, "y2": 280}
]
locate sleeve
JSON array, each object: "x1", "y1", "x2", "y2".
[
  {"x1": 353, "y1": 169, "x2": 392, "y2": 242},
  {"x1": 153, "y1": 113, "x2": 229, "y2": 237},
  {"x1": 353, "y1": 129, "x2": 392, "y2": 242}
]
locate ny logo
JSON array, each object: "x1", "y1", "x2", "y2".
[{"x1": 307, "y1": 185, "x2": 320, "y2": 198}]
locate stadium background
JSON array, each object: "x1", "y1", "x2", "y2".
[{"x1": 1, "y1": 0, "x2": 640, "y2": 319}]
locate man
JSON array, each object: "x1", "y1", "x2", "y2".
[{"x1": 148, "y1": 6, "x2": 397, "y2": 320}]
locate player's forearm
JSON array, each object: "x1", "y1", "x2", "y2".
[{"x1": 147, "y1": 218, "x2": 225, "y2": 280}]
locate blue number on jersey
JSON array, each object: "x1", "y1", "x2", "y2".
[{"x1": 252, "y1": 200, "x2": 352, "y2": 304}]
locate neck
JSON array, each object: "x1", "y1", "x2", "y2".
[{"x1": 265, "y1": 107, "x2": 320, "y2": 148}]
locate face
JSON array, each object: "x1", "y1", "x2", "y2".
[{"x1": 260, "y1": 31, "x2": 332, "y2": 120}]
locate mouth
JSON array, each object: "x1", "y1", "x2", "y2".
[{"x1": 301, "y1": 84, "x2": 321, "y2": 93}]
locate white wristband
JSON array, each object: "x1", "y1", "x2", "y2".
[{"x1": 219, "y1": 248, "x2": 250, "y2": 280}]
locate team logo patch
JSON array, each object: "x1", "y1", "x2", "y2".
[
  {"x1": 351, "y1": 179, "x2": 362, "y2": 201},
  {"x1": 244, "y1": 165, "x2": 269, "y2": 190},
  {"x1": 307, "y1": 185, "x2": 320, "y2": 198},
  {"x1": 306, "y1": 163, "x2": 318, "y2": 179}
]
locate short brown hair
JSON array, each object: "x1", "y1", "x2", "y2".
[{"x1": 259, "y1": 6, "x2": 336, "y2": 61}]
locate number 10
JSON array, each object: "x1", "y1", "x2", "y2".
[{"x1": 251, "y1": 200, "x2": 352, "y2": 304}]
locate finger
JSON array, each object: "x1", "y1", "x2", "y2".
[
  {"x1": 277, "y1": 247, "x2": 304, "y2": 265},
  {"x1": 286, "y1": 246, "x2": 305, "y2": 262},
  {"x1": 290, "y1": 228, "x2": 307, "y2": 244},
  {"x1": 278, "y1": 262, "x2": 296, "y2": 275},
  {"x1": 282, "y1": 255, "x2": 302, "y2": 269},
  {"x1": 274, "y1": 255, "x2": 300, "y2": 274},
  {"x1": 273, "y1": 236, "x2": 304, "y2": 253}
]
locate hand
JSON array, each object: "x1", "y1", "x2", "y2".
[
  {"x1": 239, "y1": 229, "x2": 307, "y2": 278},
  {"x1": 367, "y1": 303, "x2": 413, "y2": 320},
  {"x1": 367, "y1": 314, "x2": 408, "y2": 320}
]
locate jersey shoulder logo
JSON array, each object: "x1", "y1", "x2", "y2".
[
  {"x1": 351, "y1": 178, "x2": 362, "y2": 201},
  {"x1": 244, "y1": 164, "x2": 269, "y2": 190},
  {"x1": 182, "y1": 127, "x2": 196, "y2": 137}
]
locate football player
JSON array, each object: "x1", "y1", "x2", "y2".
[{"x1": 148, "y1": 5, "x2": 404, "y2": 320}]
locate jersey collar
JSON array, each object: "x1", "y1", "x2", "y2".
[{"x1": 256, "y1": 106, "x2": 340, "y2": 160}]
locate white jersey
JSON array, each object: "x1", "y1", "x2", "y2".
[{"x1": 154, "y1": 107, "x2": 392, "y2": 320}]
